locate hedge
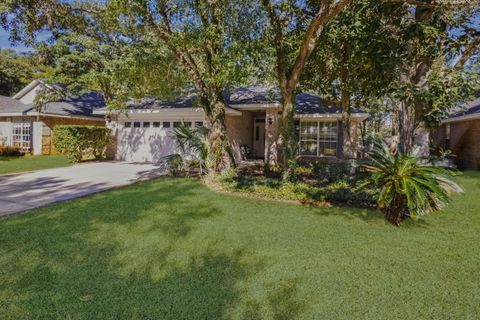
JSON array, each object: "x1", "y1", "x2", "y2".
[{"x1": 52, "y1": 125, "x2": 111, "y2": 162}]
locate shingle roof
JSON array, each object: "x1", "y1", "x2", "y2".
[
  {"x1": 449, "y1": 98, "x2": 480, "y2": 118},
  {"x1": 31, "y1": 91, "x2": 106, "y2": 116},
  {"x1": 0, "y1": 91, "x2": 105, "y2": 117},
  {"x1": 0, "y1": 95, "x2": 30, "y2": 113},
  {"x1": 98, "y1": 85, "x2": 364, "y2": 115}
]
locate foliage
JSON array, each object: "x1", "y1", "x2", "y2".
[
  {"x1": 52, "y1": 125, "x2": 111, "y2": 162},
  {"x1": 167, "y1": 122, "x2": 211, "y2": 175},
  {"x1": 33, "y1": 85, "x2": 64, "y2": 115},
  {"x1": 164, "y1": 154, "x2": 186, "y2": 177},
  {"x1": 0, "y1": 49, "x2": 51, "y2": 96},
  {"x1": 360, "y1": 141, "x2": 462, "y2": 225},
  {"x1": 0, "y1": 145, "x2": 24, "y2": 156},
  {"x1": 261, "y1": 0, "x2": 352, "y2": 172},
  {"x1": 219, "y1": 171, "x2": 375, "y2": 208}
]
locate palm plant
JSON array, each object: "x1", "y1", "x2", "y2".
[
  {"x1": 170, "y1": 123, "x2": 210, "y2": 174},
  {"x1": 360, "y1": 141, "x2": 462, "y2": 225}
]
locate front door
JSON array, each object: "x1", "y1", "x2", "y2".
[{"x1": 253, "y1": 118, "x2": 265, "y2": 158}]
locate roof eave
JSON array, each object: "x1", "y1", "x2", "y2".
[{"x1": 442, "y1": 113, "x2": 480, "y2": 124}]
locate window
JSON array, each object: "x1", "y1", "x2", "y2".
[
  {"x1": 163, "y1": 122, "x2": 171, "y2": 128},
  {"x1": 173, "y1": 121, "x2": 181, "y2": 128},
  {"x1": 195, "y1": 121, "x2": 204, "y2": 128},
  {"x1": 124, "y1": 122, "x2": 131, "y2": 128},
  {"x1": 143, "y1": 122, "x2": 150, "y2": 128},
  {"x1": 133, "y1": 122, "x2": 141, "y2": 128},
  {"x1": 299, "y1": 121, "x2": 338, "y2": 157},
  {"x1": 153, "y1": 122, "x2": 160, "y2": 128},
  {"x1": 12, "y1": 122, "x2": 31, "y2": 150}
]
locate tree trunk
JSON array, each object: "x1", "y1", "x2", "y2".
[
  {"x1": 205, "y1": 99, "x2": 234, "y2": 173},
  {"x1": 341, "y1": 89, "x2": 354, "y2": 158},
  {"x1": 398, "y1": 100, "x2": 415, "y2": 153},
  {"x1": 278, "y1": 94, "x2": 297, "y2": 180}
]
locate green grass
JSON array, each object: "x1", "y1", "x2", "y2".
[
  {"x1": 1, "y1": 173, "x2": 479, "y2": 319},
  {"x1": 0, "y1": 155, "x2": 71, "y2": 175}
]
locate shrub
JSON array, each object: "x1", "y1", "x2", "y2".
[
  {"x1": 360, "y1": 141, "x2": 462, "y2": 225},
  {"x1": 53, "y1": 125, "x2": 111, "y2": 162},
  {"x1": 170, "y1": 122, "x2": 209, "y2": 174},
  {"x1": 0, "y1": 145, "x2": 24, "y2": 156},
  {"x1": 219, "y1": 173, "x2": 375, "y2": 207},
  {"x1": 312, "y1": 161, "x2": 351, "y2": 183}
]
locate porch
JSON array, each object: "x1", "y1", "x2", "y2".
[{"x1": 226, "y1": 107, "x2": 279, "y2": 163}]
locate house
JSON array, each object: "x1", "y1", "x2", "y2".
[
  {"x1": 432, "y1": 97, "x2": 480, "y2": 169},
  {"x1": 95, "y1": 85, "x2": 368, "y2": 164},
  {"x1": 0, "y1": 80, "x2": 105, "y2": 155}
]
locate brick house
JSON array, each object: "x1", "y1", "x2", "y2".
[
  {"x1": 0, "y1": 80, "x2": 105, "y2": 155},
  {"x1": 432, "y1": 98, "x2": 480, "y2": 169},
  {"x1": 95, "y1": 85, "x2": 368, "y2": 164}
]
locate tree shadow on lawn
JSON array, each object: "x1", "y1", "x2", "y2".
[{"x1": 0, "y1": 178, "x2": 308, "y2": 319}]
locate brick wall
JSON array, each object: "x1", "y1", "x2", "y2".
[
  {"x1": 434, "y1": 120, "x2": 480, "y2": 169},
  {"x1": 226, "y1": 112, "x2": 254, "y2": 161}
]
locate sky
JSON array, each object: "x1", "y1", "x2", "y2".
[{"x1": 0, "y1": 29, "x2": 52, "y2": 53}]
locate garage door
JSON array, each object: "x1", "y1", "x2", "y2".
[{"x1": 117, "y1": 120, "x2": 180, "y2": 163}]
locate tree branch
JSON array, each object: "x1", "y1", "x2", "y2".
[
  {"x1": 287, "y1": 0, "x2": 352, "y2": 90},
  {"x1": 383, "y1": 0, "x2": 476, "y2": 8},
  {"x1": 454, "y1": 35, "x2": 480, "y2": 68}
]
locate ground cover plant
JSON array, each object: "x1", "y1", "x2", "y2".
[
  {"x1": 0, "y1": 173, "x2": 479, "y2": 319},
  {"x1": 218, "y1": 162, "x2": 376, "y2": 208}
]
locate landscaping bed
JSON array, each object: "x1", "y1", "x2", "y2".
[{"x1": 218, "y1": 162, "x2": 376, "y2": 208}]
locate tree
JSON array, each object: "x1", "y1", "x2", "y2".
[
  {"x1": 303, "y1": 0, "x2": 405, "y2": 157},
  {"x1": 389, "y1": 0, "x2": 480, "y2": 154},
  {"x1": 261, "y1": 0, "x2": 352, "y2": 178},
  {"x1": 0, "y1": 49, "x2": 33, "y2": 96},
  {"x1": 108, "y1": 0, "x2": 265, "y2": 172}
]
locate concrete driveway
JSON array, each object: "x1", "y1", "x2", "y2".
[{"x1": 0, "y1": 162, "x2": 165, "y2": 217}]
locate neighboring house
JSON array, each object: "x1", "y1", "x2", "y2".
[
  {"x1": 433, "y1": 97, "x2": 480, "y2": 170},
  {"x1": 0, "y1": 80, "x2": 105, "y2": 155},
  {"x1": 95, "y1": 85, "x2": 368, "y2": 164}
]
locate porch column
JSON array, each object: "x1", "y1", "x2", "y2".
[
  {"x1": 32, "y1": 121, "x2": 43, "y2": 155},
  {"x1": 265, "y1": 108, "x2": 279, "y2": 165}
]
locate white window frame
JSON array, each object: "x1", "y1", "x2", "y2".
[
  {"x1": 12, "y1": 122, "x2": 32, "y2": 150},
  {"x1": 299, "y1": 120, "x2": 338, "y2": 157}
]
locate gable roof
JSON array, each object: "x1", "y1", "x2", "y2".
[{"x1": 1, "y1": 80, "x2": 105, "y2": 119}]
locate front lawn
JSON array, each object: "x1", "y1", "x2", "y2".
[
  {"x1": 0, "y1": 173, "x2": 479, "y2": 319},
  {"x1": 0, "y1": 155, "x2": 71, "y2": 175}
]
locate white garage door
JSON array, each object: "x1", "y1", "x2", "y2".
[{"x1": 117, "y1": 120, "x2": 204, "y2": 163}]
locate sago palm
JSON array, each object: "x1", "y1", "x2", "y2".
[
  {"x1": 360, "y1": 141, "x2": 462, "y2": 225},
  {"x1": 171, "y1": 123, "x2": 210, "y2": 173}
]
